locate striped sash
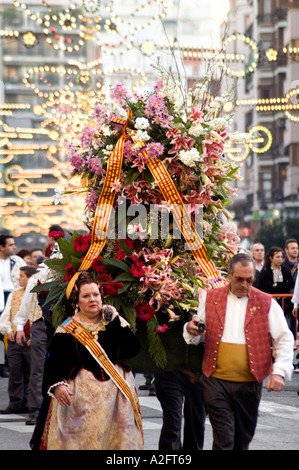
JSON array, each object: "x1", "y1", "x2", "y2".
[{"x1": 61, "y1": 317, "x2": 143, "y2": 437}]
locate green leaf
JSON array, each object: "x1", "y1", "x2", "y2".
[
  {"x1": 31, "y1": 280, "x2": 61, "y2": 293},
  {"x1": 125, "y1": 168, "x2": 140, "y2": 185},
  {"x1": 117, "y1": 282, "x2": 132, "y2": 294},
  {"x1": 118, "y1": 239, "x2": 132, "y2": 255},
  {"x1": 146, "y1": 317, "x2": 167, "y2": 369},
  {"x1": 45, "y1": 259, "x2": 67, "y2": 273},
  {"x1": 114, "y1": 272, "x2": 135, "y2": 282},
  {"x1": 101, "y1": 258, "x2": 131, "y2": 272},
  {"x1": 121, "y1": 303, "x2": 136, "y2": 332},
  {"x1": 70, "y1": 256, "x2": 83, "y2": 269}
]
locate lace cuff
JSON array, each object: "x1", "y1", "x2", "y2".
[{"x1": 47, "y1": 381, "x2": 69, "y2": 398}]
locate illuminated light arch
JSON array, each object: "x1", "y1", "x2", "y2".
[
  {"x1": 219, "y1": 34, "x2": 259, "y2": 77},
  {"x1": 236, "y1": 87, "x2": 299, "y2": 123},
  {"x1": 13, "y1": 0, "x2": 169, "y2": 55},
  {"x1": 225, "y1": 125, "x2": 273, "y2": 161}
]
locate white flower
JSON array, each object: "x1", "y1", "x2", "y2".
[
  {"x1": 207, "y1": 117, "x2": 230, "y2": 130},
  {"x1": 134, "y1": 130, "x2": 150, "y2": 142},
  {"x1": 51, "y1": 187, "x2": 66, "y2": 205},
  {"x1": 178, "y1": 148, "x2": 202, "y2": 167},
  {"x1": 189, "y1": 123, "x2": 205, "y2": 137},
  {"x1": 135, "y1": 117, "x2": 150, "y2": 130},
  {"x1": 229, "y1": 132, "x2": 250, "y2": 143}
]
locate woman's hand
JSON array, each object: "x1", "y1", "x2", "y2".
[{"x1": 54, "y1": 384, "x2": 74, "y2": 407}]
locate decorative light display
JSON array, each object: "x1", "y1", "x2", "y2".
[
  {"x1": 13, "y1": 0, "x2": 169, "y2": 55},
  {"x1": 0, "y1": 106, "x2": 85, "y2": 236},
  {"x1": 236, "y1": 87, "x2": 299, "y2": 122},
  {"x1": 219, "y1": 34, "x2": 259, "y2": 77},
  {"x1": 21, "y1": 59, "x2": 147, "y2": 137},
  {"x1": 225, "y1": 125, "x2": 273, "y2": 162},
  {"x1": 22, "y1": 31, "x2": 38, "y2": 47}
]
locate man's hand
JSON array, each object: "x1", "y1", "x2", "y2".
[
  {"x1": 292, "y1": 307, "x2": 298, "y2": 318},
  {"x1": 266, "y1": 374, "x2": 285, "y2": 392},
  {"x1": 16, "y1": 330, "x2": 26, "y2": 346},
  {"x1": 186, "y1": 316, "x2": 206, "y2": 336}
]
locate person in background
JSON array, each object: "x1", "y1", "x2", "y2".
[
  {"x1": 281, "y1": 239, "x2": 298, "y2": 273},
  {"x1": 251, "y1": 242, "x2": 265, "y2": 271},
  {"x1": 0, "y1": 265, "x2": 38, "y2": 414},
  {"x1": 258, "y1": 246, "x2": 294, "y2": 296},
  {"x1": 0, "y1": 235, "x2": 26, "y2": 305},
  {"x1": 17, "y1": 249, "x2": 32, "y2": 266},
  {"x1": 0, "y1": 234, "x2": 26, "y2": 377},
  {"x1": 183, "y1": 253, "x2": 294, "y2": 450},
  {"x1": 14, "y1": 225, "x2": 65, "y2": 425},
  {"x1": 30, "y1": 249, "x2": 44, "y2": 268},
  {"x1": 258, "y1": 246, "x2": 295, "y2": 336}
]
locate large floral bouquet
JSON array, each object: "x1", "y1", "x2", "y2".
[{"x1": 38, "y1": 69, "x2": 242, "y2": 369}]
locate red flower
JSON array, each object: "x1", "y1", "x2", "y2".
[
  {"x1": 63, "y1": 263, "x2": 76, "y2": 282},
  {"x1": 49, "y1": 231, "x2": 65, "y2": 240},
  {"x1": 130, "y1": 260, "x2": 145, "y2": 278},
  {"x1": 91, "y1": 257, "x2": 106, "y2": 273},
  {"x1": 115, "y1": 249, "x2": 126, "y2": 260},
  {"x1": 73, "y1": 234, "x2": 90, "y2": 252},
  {"x1": 98, "y1": 273, "x2": 113, "y2": 283},
  {"x1": 134, "y1": 301, "x2": 155, "y2": 321},
  {"x1": 102, "y1": 281, "x2": 124, "y2": 297}
]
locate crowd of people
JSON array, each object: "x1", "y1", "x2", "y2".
[{"x1": 0, "y1": 229, "x2": 297, "y2": 450}]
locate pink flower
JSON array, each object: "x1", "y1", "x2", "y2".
[
  {"x1": 85, "y1": 190, "x2": 99, "y2": 211},
  {"x1": 123, "y1": 182, "x2": 143, "y2": 204},
  {"x1": 86, "y1": 157, "x2": 105, "y2": 176},
  {"x1": 110, "y1": 83, "x2": 130, "y2": 105},
  {"x1": 166, "y1": 128, "x2": 195, "y2": 154},
  {"x1": 69, "y1": 153, "x2": 85, "y2": 170},
  {"x1": 80, "y1": 126, "x2": 96, "y2": 147},
  {"x1": 157, "y1": 324, "x2": 169, "y2": 333},
  {"x1": 145, "y1": 142, "x2": 164, "y2": 159}
]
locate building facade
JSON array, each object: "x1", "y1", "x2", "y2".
[{"x1": 224, "y1": 0, "x2": 299, "y2": 243}]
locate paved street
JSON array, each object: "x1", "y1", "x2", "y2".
[{"x1": 0, "y1": 372, "x2": 298, "y2": 451}]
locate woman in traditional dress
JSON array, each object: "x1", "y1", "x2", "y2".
[{"x1": 31, "y1": 274, "x2": 143, "y2": 450}]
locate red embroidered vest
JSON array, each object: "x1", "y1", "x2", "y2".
[{"x1": 203, "y1": 285, "x2": 273, "y2": 383}]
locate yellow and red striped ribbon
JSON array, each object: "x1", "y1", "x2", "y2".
[
  {"x1": 66, "y1": 111, "x2": 132, "y2": 299},
  {"x1": 135, "y1": 142, "x2": 227, "y2": 287},
  {"x1": 61, "y1": 316, "x2": 143, "y2": 438},
  {"x1": 67, "y1": 112, "x2": 226, "y2": 298}
]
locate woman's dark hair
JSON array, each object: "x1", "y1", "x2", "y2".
[
  {"x1": 17, "y1": 248, "x2": 31, "y2": 259},
  {"x1": 264, "y1": 246, "x2": 283, "y2": 269},
  {"x1": 20, "y1": 265, "x2": 38, "y2": 278}
]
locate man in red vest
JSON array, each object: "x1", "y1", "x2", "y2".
[{"x1": 184, "y1": 252, "x2": 294, "y2": 450}]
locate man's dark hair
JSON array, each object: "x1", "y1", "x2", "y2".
[
  {"x1": 229, "y1": 253, "x2": 255, "y2": 273},
  {"x1": 0, "y1": 234, "x2": 13, "y2": 248},
  {"x1": 285, "y1": 238, "x2": 298, "y2": 249}
]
